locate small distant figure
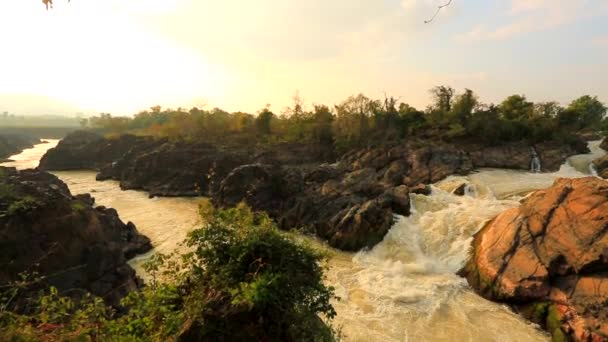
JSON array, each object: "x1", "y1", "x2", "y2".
[{"x1": 43, "y1": 0, "x2": 53, "y2": 10}]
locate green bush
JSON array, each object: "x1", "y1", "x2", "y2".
[
  {"x1": 183, "y1": 202, "x2": 337, "y2": 340},
  {"x1": 0, "y1": 203, "x2": 338, "y2": 341}
]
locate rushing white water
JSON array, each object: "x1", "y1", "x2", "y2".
[{"x1": 2, "y1": 139, "x2": 606, "y2": 342}]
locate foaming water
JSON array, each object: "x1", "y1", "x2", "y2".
[
  {"x1": 3, "y1": 139, "x2": 607, "y2": 341},
  {"x1": 327, "y1": 142, "x2": 606, "y2": 341}
]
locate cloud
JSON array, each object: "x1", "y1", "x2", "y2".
[
  {"x1": 593, "y1": 36, "x2": 608, "y2": 47},
  {"x1": 508, "y1": 0, "x2": 551, "y2": 14},
  {"x1": 456, "y1": 0, "x2": 593, "y2": 42}
]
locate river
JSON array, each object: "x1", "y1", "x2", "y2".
[{"x1": 2, "y1": 139, "x2": 606, "y2": 342}]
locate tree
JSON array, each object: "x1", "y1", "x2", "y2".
[
  {"x1": 450, "y1": 88, "x2": 478, "y2": 125},
  {"x1": 333, "y1": 94, "x2": 373, "y2": 152},
  {"x1": 499, "y1": 95, "x2": 533, "y2": 121},
  {"x1": 567, "y1": 95, "x2": 606, "y2": 129},
  {"x1": 430, "y1": 86, "x2": 455, "y2": 114},
  {"x1": 534, "y1": 101, "x2": 562, "y2": 118},
  {"x1": 255, "y1": 107, "x2": 274, "y2": 136},
  {"x1": 310, "y1": 105, "x2": 334, "y2": 146}
]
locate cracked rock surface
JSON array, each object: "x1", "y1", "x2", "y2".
[{"x1": 461, "y1": 177, "x2": 608, "y2": 341}]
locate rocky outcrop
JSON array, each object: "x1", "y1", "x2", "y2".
[
  {"x1": 592, "y1": 138, "x2": 608, "y2": 179},
  {"x1": 0, "y1": 167, "x2": 151, "y2": 307},
  {"x1": 461, "y1": 177, "x2": 608, "y2": 341},
  {"x1": 40, "y1": 131, "x2": 587, "y2": 251},
  {"x1": 0, "y1": 133, "x2": 40, "y2": 161},
  {"x1": 468, "y1": 140, "x2": 588, "y2": 172},
  {"x1": 593, "y1": 155, "x2": 608, "y2": 179},
  {"x1": 600, "y1": 137, "x2": 608, "y2": 151}
]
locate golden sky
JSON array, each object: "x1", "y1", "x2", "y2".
[{"x1": 0, "y1": 1, "x2": 606, "y2": 116}]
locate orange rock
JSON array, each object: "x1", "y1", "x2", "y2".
[{"x1": 461, "y1": 177, "x2": 608, "y2": 341}]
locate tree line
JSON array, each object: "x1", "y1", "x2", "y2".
[{"x1": 83, "y1": 86, "x2": 607, "y2": 154}]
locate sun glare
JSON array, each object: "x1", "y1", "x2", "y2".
[{"x1": 0, "y1": 0, "x2": 223, "y2": 114}]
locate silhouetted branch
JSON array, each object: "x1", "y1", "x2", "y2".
[{"x1": 425, "y1": 0, "x2": 453, "y2": 24}]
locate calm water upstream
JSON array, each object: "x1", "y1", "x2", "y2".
[{"x1": 3, "y1": 139, "x2": 606, "y2": 342}]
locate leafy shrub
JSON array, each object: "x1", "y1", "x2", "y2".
[
  {"x1": 0, "y1": 203, "x2": 338, "y2": 341},
  {"x1": 182, "y1": 202, "x2": 337, "y2": 340}
]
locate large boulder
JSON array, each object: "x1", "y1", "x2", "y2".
[
  {"x1": 217, "y1": 164, "x2": 303, "y2": 217},
  {"x1": 0, "y1": 167, "x2": 151, "y2": 307},
  {"x1": 461, "y1": 177, "x2": 608, "y2": 341}
]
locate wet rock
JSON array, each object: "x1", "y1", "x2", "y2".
[
  {"x1": 593, "y1": 155, "x2": 608, "y2": 179},
  {"x1": 453, "y1": 183, "x2": 467, "y2": 196},
  {"x1": 601, "y1": 137, "x2": 608, "y2": 151},
  {"x1": 461, "y1": 177, "x2": 608, "y2": 341},
  {"x1": 0, "y1": 167, "x2": 151, "y2": 307},
  {"x1": 410, "y1": 183, "x2": 432, "y2": 195}
]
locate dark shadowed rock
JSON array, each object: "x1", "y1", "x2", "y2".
[
  {"x1": 601, "y1": 137, "x2": 608, "y2": 151},
  {"x1": 0, "y1": 167, "x2": 151, "y2": 307},
  {"x1": 452, "y1": 183, "x2": 467, "y2": 196},
  {"x1": 593, "y1": 154, "x2": 608, "y2": 179},
  {"x1": 461, "y1": 177, "x2": 608, "y2": 341},
  {"x1": 217, "y1": 164, "x2": 303, "y2": 217},
  {"x1": 0, "y1": 133, "x2": 41, "y2": 161},
  {"x1": 410, "y1": 183, "x2": 432, "y2": 195}
]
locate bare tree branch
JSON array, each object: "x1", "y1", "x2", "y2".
[{"x1": 424, "y1": 0, "x2": 453, "y2": 24}]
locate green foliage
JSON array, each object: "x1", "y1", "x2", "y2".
[
  {"x1": 184, "y1": 202, "x2": 337, "y2": 340},
  {"x1": 566, "y1": 95, "x2": 607, "y2": 129},
  {"x1": 500, "y1": 95, "x2": 534, "y2": 121},
  {"x1": 6, "y1": 196, "x2": 40, "y2": 216},
  {"x1": 81, "y1": 87, "x2": 605, "y2": 153},
  {"x1": 0, "y1": 203, "x2": 338, "y2": 341},
  {"x1": 70, "y1": 201, "x2": 87, "y2": 213}
]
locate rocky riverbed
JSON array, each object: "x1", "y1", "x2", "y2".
[{"x1": 39, "y1": 131, "x2": 588, "y2": 251}]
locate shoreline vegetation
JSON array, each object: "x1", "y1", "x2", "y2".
[{"x1": 80, "y1": 88, "x2": 606, "y2": 153}]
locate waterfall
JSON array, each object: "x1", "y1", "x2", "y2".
[
  {"x1": 530, "y1": 147, "x2": 541, "y2": 173},
  {"x1": 590, "y1": 163, "x2": 599, "y2": 177}
]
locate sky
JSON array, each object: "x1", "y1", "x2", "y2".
[{"x1": 0, "y1": 0, "x2": 607, "y2": 116}]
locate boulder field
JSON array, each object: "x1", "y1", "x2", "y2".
[
  {"x1": 39, "y1": 131, "x2": 587, "y2": 251},
  {"x1": 460, "y1": 177, "x2": 608, "y2": 341},
  {"x1": 0, "y1": 166, "x2": 151, "y2": 307}
]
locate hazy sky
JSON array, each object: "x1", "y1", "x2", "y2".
[{"x1": 0, "y1": 0, "x2": 607, "y2": 116}]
